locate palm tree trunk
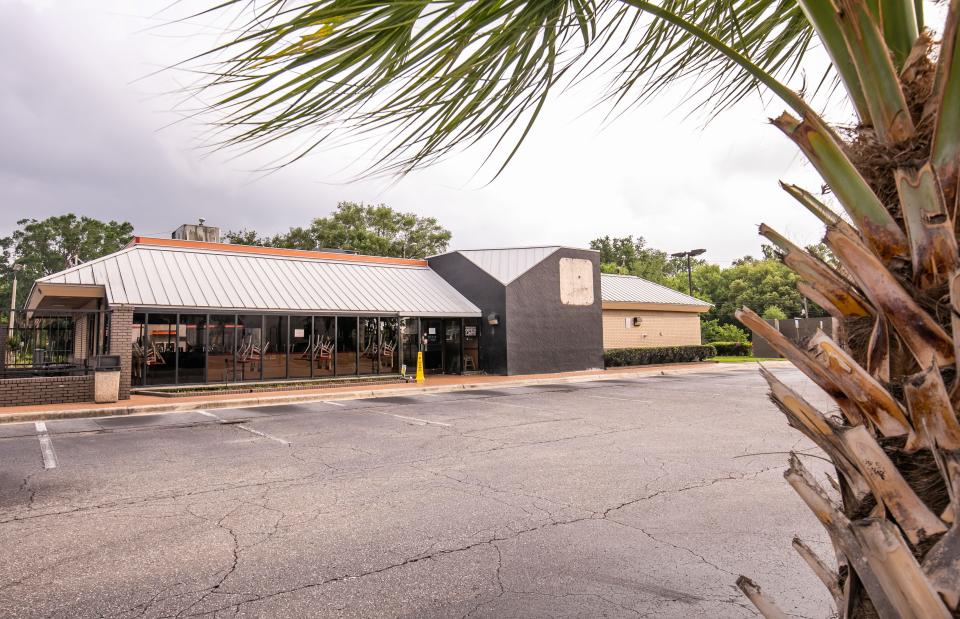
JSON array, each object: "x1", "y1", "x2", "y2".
[{"x1": 736, "y1": 3, "x2": 960, "y2": 616}]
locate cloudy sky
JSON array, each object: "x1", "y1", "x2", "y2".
[{"x1": 2, "y1": 0, "x2": 838, "y2": 264}]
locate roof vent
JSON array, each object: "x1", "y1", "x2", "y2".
[{"x1": 173, "y1": 220, "x2": 220, "y2": 243}]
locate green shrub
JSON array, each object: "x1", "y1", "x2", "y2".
[
  {"x1": 701, "y1": 318, "x2": 750, "y2": 344},
  {"x1": 762, "y1": 305, "x2": 788, "y2": 320},
  {"x1": 603, "y1": 345, "x2": 717, "y2": 367},
  {"x1": 710, "y1": 341, "x2": 752, "y2": 356}
]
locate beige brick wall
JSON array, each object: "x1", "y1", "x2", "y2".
[
  {"x1": 602, "y1": 309, "x2": 702, "y2": 349},
  {"x1": 109, "y1": 306, "x2": 134, "y2": 400}
]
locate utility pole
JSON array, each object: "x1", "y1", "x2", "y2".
[{"x1": 670, "y1": 249, "x2": 706, "y2": 296}]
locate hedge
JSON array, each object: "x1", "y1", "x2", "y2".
[
  {"x1": 603, "y1": 345, "x2": 717, "y2": 367},
  {"x1": 710, "y1": 341, "x2": 752, "y2": 356}
]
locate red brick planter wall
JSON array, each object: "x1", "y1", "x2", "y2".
[{"x1": 0, "y1": 375, "x2": 95, "y2": 407}]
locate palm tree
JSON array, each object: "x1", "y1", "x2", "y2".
[{"x1": 195, "y1": 1, "x2": 960, "y2": 616}]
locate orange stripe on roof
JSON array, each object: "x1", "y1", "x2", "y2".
[{"x1": 128, "y1": 237, "x2": 429, "y2": 267}]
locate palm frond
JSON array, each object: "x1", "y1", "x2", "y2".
[{"x1": 191, "y1": 0, "x2": 818, "y2": 175}]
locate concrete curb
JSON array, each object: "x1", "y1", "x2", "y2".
[{"x1": 0, "y1": 361, "x2": 787, "y2": 424}]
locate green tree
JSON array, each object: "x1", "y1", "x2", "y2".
[
  {"x1": 221, "y1": 229, "x2": 265, "y2": 246},
  {"x1": 195, "y1": 2, "x2": 960, "y2": 615},
  {"x1": 226, "y1": 202, "x2": 451, "y2": 259},
  {"x1": 590, "y1": 235, "x2": 698, "y2": 287},
  {"x1": 692, "y1": 258, "x2": 824, "y2": 326},
  {"x1": 0, "y1": 215, "x2": 134, "y2": 311}
]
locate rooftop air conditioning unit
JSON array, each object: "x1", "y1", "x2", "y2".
[{"x1": 173, "y1": 219, "x2": 221, "y2": 243}]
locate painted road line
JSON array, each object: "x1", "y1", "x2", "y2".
[
  {"x1": 35, "y1": 422, "x2": 58, "y2": 470},
  {"x1": 477, "y1": 399, "x2": 542, "y2": 411},
  {"x1": 323, "y1": 401, "x2": 345, "y2": 407},
  {"x1": 234, "y1": 424, "x2": 291, "y2": 445},
  {"x1": 582, "y1": 395, "x2": 651, "y2": 403},
  {"x1": 365, "y1": 410, "x2": 451, "y2": 427},
  {"x1": 198, "y1": 411, "x2": 291, "y2": 445}
]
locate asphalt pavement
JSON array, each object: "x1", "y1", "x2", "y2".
[{"x1": 0, "y1": 365, "x2": 835, "y2": 618}]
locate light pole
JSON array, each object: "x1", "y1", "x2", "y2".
[
  {"x1": 8, "y1": 263, "x2": 22, "y2": 340},
  {"x1": 670, "y1": 248, "x2": 706, "y2": 296}
]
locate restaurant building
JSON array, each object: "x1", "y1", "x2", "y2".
[
  {"x1": 23, "y1": 230, "x2": 482, "y2": 400},
  {"x1": 11, "y1": 225, "x2": 703, "y2": 406}
]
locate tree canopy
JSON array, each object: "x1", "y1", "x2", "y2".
[
  {"x1": 224, "y1": 202, "x2": 452, "y2": 259},
  {"x1": 589, "y1": 235, "x2": 699, "y2": 286},
  {"x1": 1, "y1": 215, "x2": 134, "y2": 311}
]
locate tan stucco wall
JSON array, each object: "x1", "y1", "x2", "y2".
[{"x1": 602, "y1": 309, "x2": 702, "y2": 349}]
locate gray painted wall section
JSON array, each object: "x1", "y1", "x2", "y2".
[
  {"x1": 428, "y1": 252, "x2": 509, "y2": 375},
  {"x1": 505, "y1": 248, "x2": 604, "y2": 375}
]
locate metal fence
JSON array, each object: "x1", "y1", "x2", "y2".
[{"x1": 1, "y1": 308, "x2": 111, "y2": 378}]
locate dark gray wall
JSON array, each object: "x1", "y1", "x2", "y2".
[
  {"x1": 505, "y1": 248, "x2": 604, "y2": 375},
  {"x1": 427, "y1": 253, "x2": 508, "y2": 375}
]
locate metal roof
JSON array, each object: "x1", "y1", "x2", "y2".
[
  {"x1": 600, "y1": 273, "x2": 711, "y2": 307},
  {"x1": 34, "y1": 241, "x2": 481, "y2": 317},
  {"x1": 454, "y1": 246, "x2": 561, "y2": 285}
]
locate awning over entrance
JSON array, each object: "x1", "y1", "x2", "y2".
[{"x1": 28, "y1": 238, "x2": 481, "y2": 317}]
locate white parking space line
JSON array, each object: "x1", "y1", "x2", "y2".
[
  {"x1": 35, "y1": 422, "x2": 58, "y2": 470},
  {"x1": 198, "y1": 411, "x2": 291, "y2": 445},
  {"x1": 365, "y1": 410, "x2": 451, "y2": 427},
  {"x1": 582, "y1": 394, "x2": 651, "y2": 403},
  {"x1": 323, "y1": 401, "x2": 345, "y2": 407},
  {"x1": 476, "y1": 399, "x2": 543, "y2": 411}
]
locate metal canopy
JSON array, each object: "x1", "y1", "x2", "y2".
[
  {"x1": 600, "y1": 273, "x2": 711, "y2": 307},
  {"x1": 32, "y1": 242, "x2": 481, "y2": 317}
]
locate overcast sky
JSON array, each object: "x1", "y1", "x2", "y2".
[{"x1": 2, "y1": 0, "x2": 840, "y2": 264}]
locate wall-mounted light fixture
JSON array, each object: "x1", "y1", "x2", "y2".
[{"x1": 487, "y1": 313, "x2": 499, "y2": 326}]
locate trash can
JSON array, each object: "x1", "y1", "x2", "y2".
[{"x1": 89, "y1": 356, "x2": 121, "y2": 403}]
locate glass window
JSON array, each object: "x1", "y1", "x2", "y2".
[
  {"x1": 177, "y1": 314, "x2": 207, "y2": 384},
  {"x1": 236, "y1": 315, "x2": 263, "y2": 382},
  {"x1": 421, "y1": 319, "x2": 443, "y2": 372},
  {"x1": 379, "y1": 318, "x2": 399, "y2": 374},
  {"x1": 358, "y1": 317, "x2": 378, "y2": 375},
  {"x1": 288, "y1": 316, "x2": 313, "y2": 379},
  {"x1": 132, "y1": 313, "x2": 147, "y2": 386},
  {"x1": 314, "y1": 316, "x2": 335, "y2": 376},
  {"x1": 464, "y1": 318, "x2": 480, "y2": 373},
  {"x1": 208, "y1": 314, "x2": 236, "y2": 382},
  {"x1": 262, "y1": 315, "x2": 287, "y2": 381},
  {"x1": 400, "y1": 318, "x2": 419, "y2": 375},
  {"x1": 145, "y1": 313, "x2": 177, "y2": 386},
  {"x1": 336, "y1": 316, "x2": 357, "y2": 376},
  {"x1": 443, "y1": 319, "x2": 462, "y2": 375}
]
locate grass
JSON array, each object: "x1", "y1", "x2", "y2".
[{"x1": 708, "y1": 356, "x2": 783, "y2": 363}]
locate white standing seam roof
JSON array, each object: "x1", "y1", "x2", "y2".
[
  {"x1": 34, "y1": 243, "x2": 481, "y2": 317},
  {"x1": 455, "y1": 246, "x2": 561, "y2": 285},
  {"x1": 600, "y1": 273, "x2": 711, "y2": 307}
]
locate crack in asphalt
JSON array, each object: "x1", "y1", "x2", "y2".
[{"x1": 154, "y1": 468, "x2": 778, "y2": 617}]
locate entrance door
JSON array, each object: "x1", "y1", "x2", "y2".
[
  {"x1": 442, "y1": 319, "x2": 462, "y2": 374},
  {"x1": 421, "y1": 319, "x2": 443, "y2": 373}
]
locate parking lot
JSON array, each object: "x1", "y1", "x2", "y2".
[{"x1": 0, "y1": 365, "x2": 833, "y2": 618}]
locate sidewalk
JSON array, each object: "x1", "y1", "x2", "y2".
[{"x1": 0, "y1": 361, "x2": 787, "y2": 424}]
